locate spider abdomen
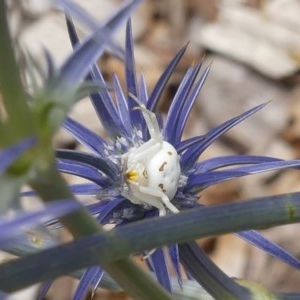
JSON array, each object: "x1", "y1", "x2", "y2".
[{"x1": 147, "y1": 141, "x2": 180, "y2": 200}]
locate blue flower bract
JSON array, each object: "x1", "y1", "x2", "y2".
[{"x1": 51, "y1": 17, "x2": 300, "y2": 298}]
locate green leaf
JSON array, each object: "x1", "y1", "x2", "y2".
[
  {"x1": 0, "y1": 173, "x2": 26, "y2": 213},
  {"x1": 0, "y1": 1, "x2": 35, "y2": 140}
]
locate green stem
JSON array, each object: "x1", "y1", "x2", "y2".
[
  {"x1": 0, "y1": 2, "x2": 34, "y2": 141},
  {"x1": 2, "y1": 192, "x2": 300, "y2": 296},
  {"x1": 1, "y1": 235, "x2": 215, "y2": 299},
  {"x1": 29, "y1": 164, "x2": 101, "y2": 236},
  {"x1": 29, "y1": 163, "x2": 171, "y2": 300}
]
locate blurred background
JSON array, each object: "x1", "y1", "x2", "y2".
[{"x1": 5, "y1": 0, "x2": 300, "y2": 298}]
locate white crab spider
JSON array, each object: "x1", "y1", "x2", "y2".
[{"x1": 121, "y1": 93, "x2": 181, "y2": 216}]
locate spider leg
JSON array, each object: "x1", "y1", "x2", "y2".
[
  {"x1": 129, "y1": 93, "x2": 162, "y2": 142},
  {"x1": 143, "y1": 248, "x2": 157, "y2": 259},
  {"x1": 136, "y1": 185, "x2": 179, "y2": 214},
  {"x1": 121, "y1": 186, "x2": 143, "y2": 205},
  {"x1": 127, "y1": 139, "x2": 160, "y2": 162},
  {"x1": 125, "y1": 182, "x2": 167, "y2": 216},
  {"x1": 122, "y1": 139, "x2": 158, "y2": 178}
]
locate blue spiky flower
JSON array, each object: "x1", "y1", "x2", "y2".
[{"x1": 44, "y1": 14, "x2": 300, "y2": 297}]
